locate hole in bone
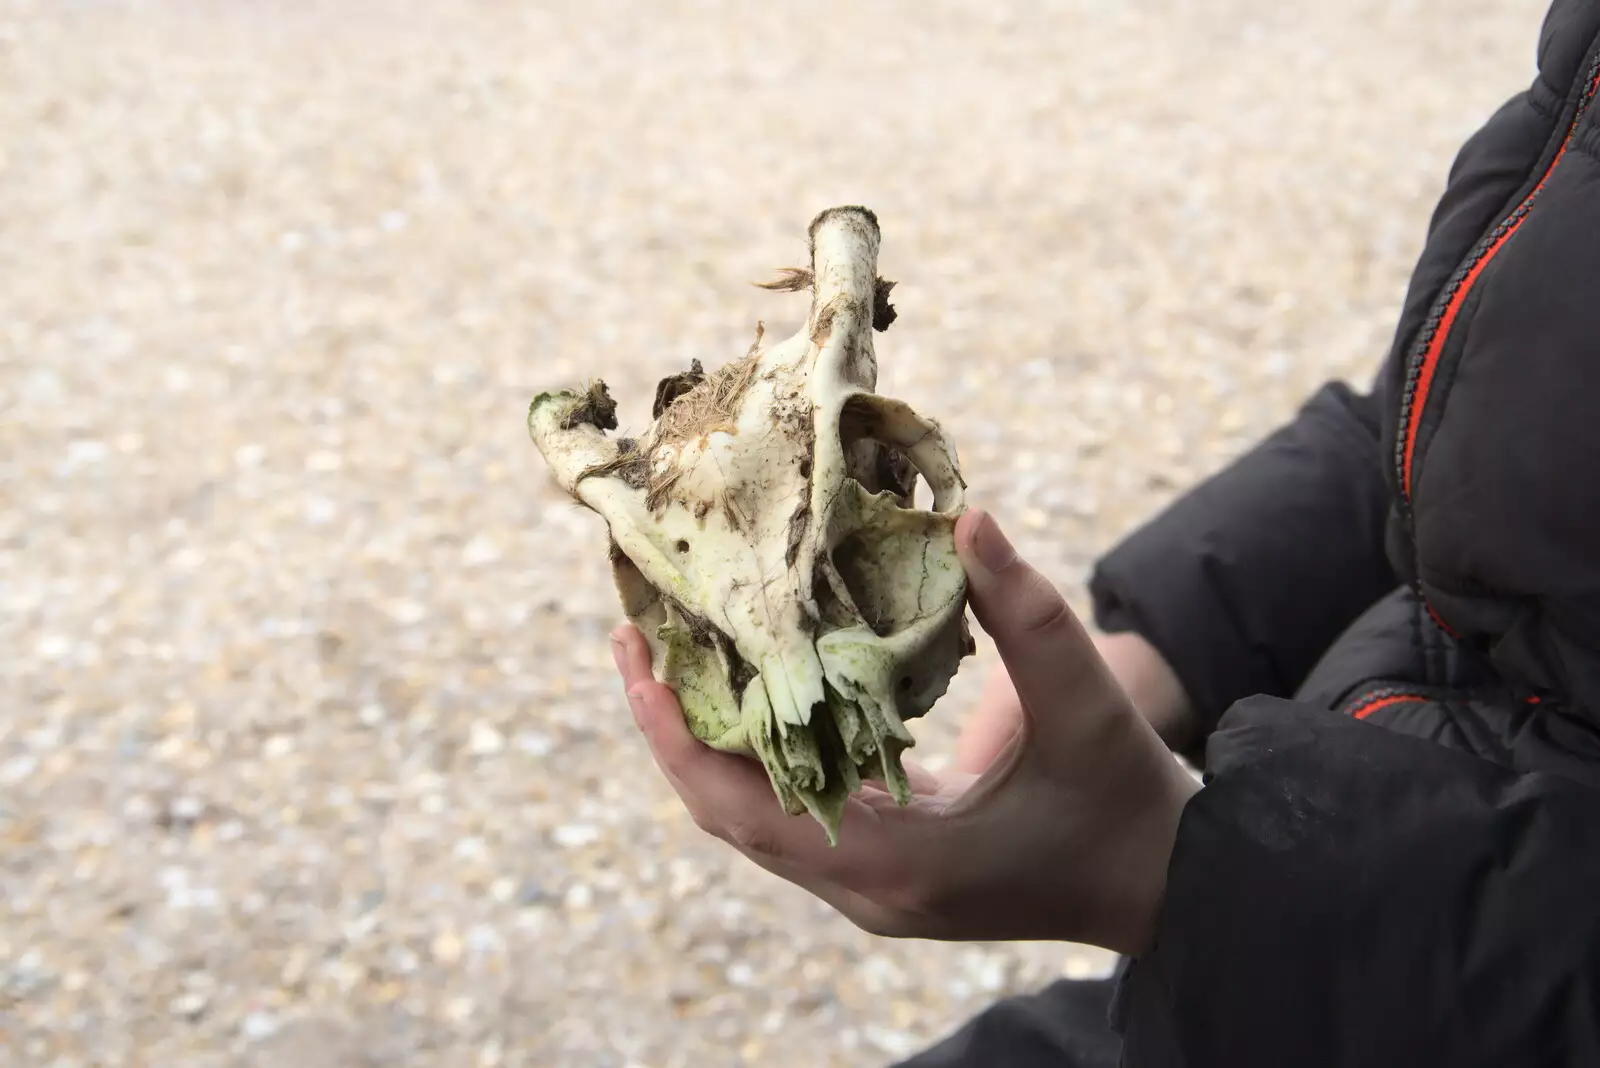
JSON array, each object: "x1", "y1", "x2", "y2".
[
  {"x1": 719, "y1": 635, "x2": 758, "y2": 705},
  {"x1": 832, "y1": 532, "x2": 895, "y2": 638},
  {"x1": 674, "y1": 539, "x2": 690, "y2": 554},
  {"x1": 837, "y1": 398, "x2": 939, "y2": 507},
  {"x1": 838, "y1": 391, "x2": 960, "y2": 511},
  {"x1": 904, "y1": 470, "x2": 929, "y2": 510},
  {"x1": 814, "y1": 559, "x2": 862, "y2": 630}
]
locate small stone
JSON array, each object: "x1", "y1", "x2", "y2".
[
  {"x1": 517, "y1": 880, "x2": 552, "y2": 907},
  {"x1": 1063, "y1": 953, "x2": 1116, "y2": 980},
  {"x1": 460, "y1": 534, "x2": 501, "y2": 566},
  {"x1": 431, "y1": 928, "x2": 463, "y2": 966},
  {"x1": 552, "y1": 824, "x2": 599, "y2": 849},
  {"x1": 514, "y1": 731, "x2": 554, "y2": 757},
  {"x1": 241, "y1": 1011, "x2": 280, "y2": 1042},
  {"x1": 170, "y1": 795, "x2": 204, "y2": 823},
  {"x1": 67, "y1": 439, "x2": 108, "y2": 464},
  {"x1": 863, "y1": 1027, "x2": 918, "y2": 1058},
  {"x1": 389, "y1": 600, "x2": 427, "y2": 626},
  {"x1": 466, "y1": 924, "x2": 500, "y2": 957},
  {"x1": 469, "y1": 721, "x2": 505, "y2": 756},
  {"x1": 33, "y1": 635, "x2": 70, "y2": 661},
  {"x1": 305, "y1": 496, "x2": 337, "y2": 525},
  {"x1": 563, "y1": 883, "x2": 594, "y2": 910},
  {"x1": 281, "y1": 947, "x2": 311, "y2": 987},
  {"x1": 0, "y1": 755, "x2": 37, "y2": 785},
  {"x1": 667, "y1": 859, "x2": 705, "y2": 898},
  {"x1": 972, "y1": 953, "x2": 1008, "y2": 994},
  {"x1": 170, "y1": 991, "x2": 209, "y2": 1019}
]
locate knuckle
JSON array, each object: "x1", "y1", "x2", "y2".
[
  {"x1": 881, "y1": 873, "x2": 962, "y2": 930},
  {"x1": 1015, "y1": 571, "x2": 1073, "y2": 635},
  {"x1": 848, "y1": 903, "x2": 911, "y2": 939},
  {"x1": 724, "y1": 818, "x2": 781, "y2": 858},
  {"x1": 686, "y1": 804, "x2": 720, "y2": 837}
]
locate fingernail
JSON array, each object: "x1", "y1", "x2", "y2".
[
  {"x1": 610, "y1": 634, "x2": 627, "y2": 674},
  {"x1": 972, "y1": 511, "x2": 1017, "y2": 573}
]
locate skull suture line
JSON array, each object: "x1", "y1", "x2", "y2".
[{"x1": 527, "y1": 206, "x2": 974, "y2": 844}]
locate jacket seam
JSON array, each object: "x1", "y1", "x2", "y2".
[
  {"x1": 1535, "y1": 74, "x2": 1567, "y2": 115},
  {"x1": 1573, "y1": 122, "x2": 1600, "y2": 161},
  {"x1": 1410, "y1": 258, "x2": 1498, "y2": 523}
]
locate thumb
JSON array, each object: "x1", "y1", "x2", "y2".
[{"x1": 955, "y1": 509, "x2": 1125, "y2": 745}]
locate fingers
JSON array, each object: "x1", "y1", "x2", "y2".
[
  {"x1": 610, "y1": 624, "x2": 910, "y2": 883},
  {"x1": 607, "y1": 624, "x2": 990, "y2": 942},
  {"x1": 610, "y1": 625, "x2": 774, "y2": 818},
  {"x1": 863, "y1": 756, "x2": 945, "y2": 799},
  {"x1": 951, "y1": 662, "x2": 1024, "y2": 775},
  {"x1": 610, "y1": 622, "x2": 656, "y2": 692},
  {"x1": 954, "y1": 510, "x2": 1125, "y2": 747}
]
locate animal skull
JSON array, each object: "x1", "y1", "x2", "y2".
[{"x1": 527, "y1": 206, "x2": 973, "y2": 843}]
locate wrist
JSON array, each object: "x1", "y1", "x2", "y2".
[
  {"x1": 1093, "y1": 630, "x2": 1198, "y2": 753},
  {"x1": 1100, "y1": 746, "x2": 1201, "y2": 955}
]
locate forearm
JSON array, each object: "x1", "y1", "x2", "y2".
[
  {"x1": 1089, "y1": 381, "x2": 1394, "y2": 737},
  {"x1": 1094, "y1": 630, "x2": 1196, "y2": 754}
]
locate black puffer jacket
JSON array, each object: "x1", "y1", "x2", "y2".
[
  {"x1": 904, "y1": 3, "x2": 1600, "y2": 1066},
  {"x1": 1095, "y1": 2, "x2": 1600, "y2": 1064}
]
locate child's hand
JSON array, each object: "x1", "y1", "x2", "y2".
[
  {"x1": 957, "y1": 629, "x2": 1198, "y2": 773},
  {"x1": 611, "y1": 509, "x2": 1200, "y2": 955}
]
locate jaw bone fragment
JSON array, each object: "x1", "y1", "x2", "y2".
[{"x1": 528, "y1": 206, "x2": 974, "y2": 843}]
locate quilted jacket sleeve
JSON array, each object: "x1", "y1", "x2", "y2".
[
  {"x1": 1118, "y1": 697, "x2": 1600, "y2": 1068},
  {"x1": 1087, "y1": 380, "x2": 1396, "y2": 735}
]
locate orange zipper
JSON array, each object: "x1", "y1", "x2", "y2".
[
  {"x1": 1346, "y1": 687, "x2": 1429, "y2": 721},
  {"x1": 1397, "y1": 51, "x2": 1600, "y2": 503},
  {"x1": 1392, "y1": 47, "x2": 1600, "y2": 637},
  {"x1": 1344, "y1": 686, "x2": 1545, "y2": 720}
]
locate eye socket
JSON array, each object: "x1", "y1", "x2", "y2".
[
  {"x1": 675, "y1": 539, "x2": 690, "y2": 554},
  {"x1": 836, "y1": 394, "x2": 962, "y2": 513}
]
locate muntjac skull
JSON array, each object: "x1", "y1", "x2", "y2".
[{"x1": 528, "y1": 206, "x2": 973, "y2": 843}]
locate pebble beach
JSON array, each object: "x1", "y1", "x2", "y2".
[{"x1": 1, "y1": 0, "x2": 1550, "y2": 1064}]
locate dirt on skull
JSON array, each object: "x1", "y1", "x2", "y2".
[{"x1": 527, "y1": 206, "x2": 973, "y2": 844}]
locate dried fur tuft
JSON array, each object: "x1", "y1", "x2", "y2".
[
  {"x1": 639, "y1": 353, "x2": 764, "y2": 513},
  {"x1": 561, "y1": 379, "x2": 619, "y2": 431},
  {"x1": 873, "y1": 278, "x2": 898, "y2": 332},
  {"x1": 577, "y1": 440, "x2": 649, "y2": 491},
  {"x1": 755, "y1": 267, "x2": 814, "y2": 293},
  {"x1": 652, "y1": 359, "x2": 707, "y2": 420}
]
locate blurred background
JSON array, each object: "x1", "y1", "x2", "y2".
[{"x1": 0, "y1": 0, "x2": 1549, "y2": 1064}]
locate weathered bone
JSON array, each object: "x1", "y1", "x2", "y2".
[{"x1": 528, "y1": 206, "x2": 972, "y2": 843}]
